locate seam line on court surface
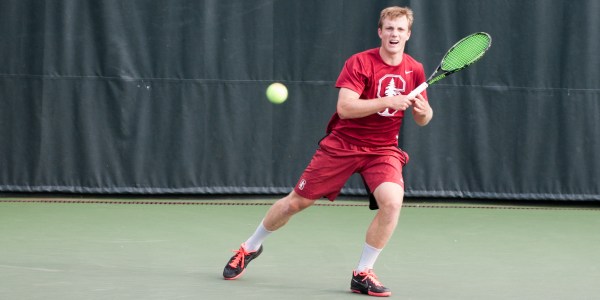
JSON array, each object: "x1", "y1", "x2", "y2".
[{"x1": 1, "y1": 199, "x2": 599, "y2": 211}]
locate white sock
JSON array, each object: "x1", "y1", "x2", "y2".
[
  {"x1": 356, "y1": 243, "x2": 382, "y2": 272},
  {"x1": 244, "y1": 221, "x2": 272, "y2": 252}
]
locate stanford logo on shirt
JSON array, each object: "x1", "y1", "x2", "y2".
[{"x1": 377, "y1": 74, "x2": 406, "y2": 117}]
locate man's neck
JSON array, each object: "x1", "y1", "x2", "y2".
[{"x1": 379, "y1": 48, "x2": 404, "y2": 66}]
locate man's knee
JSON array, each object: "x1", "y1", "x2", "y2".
[
  {"x1": 373, "y1": 182, "x2": 404, "y2": 212},
  {"x1": 282, "y1": 191, "x2": 314, "y2": 214}
]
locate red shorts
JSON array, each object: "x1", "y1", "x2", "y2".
[{"x1": 294, "y1": 133, "x2": 409, "y2": 201}]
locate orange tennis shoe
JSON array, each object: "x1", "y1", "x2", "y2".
[
  {"x1": 223, "y1": 244, "x2": 263, "y2": 280},
  {"x1": 350, "y1": 269, "x2": 391, "y2": 297}
]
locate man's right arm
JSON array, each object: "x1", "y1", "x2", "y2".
[{"x1": 336, "y1": 88, "x2": 413, "y2": 119}]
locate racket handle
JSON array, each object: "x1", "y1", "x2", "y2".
[{"x1": 406, "y1": 82, "x2": 429, "y2": 99}]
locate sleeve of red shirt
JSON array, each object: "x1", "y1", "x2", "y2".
[{"x1": 335, "y1": 55, "x2": 367, "y2": 95}]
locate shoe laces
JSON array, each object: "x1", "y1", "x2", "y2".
[
  {"x1": 228, "y1": 246, "x2": 251, "y2": 269},
  {"x1": 360, "y1": 269, "x2": 384, "y2": 287}
]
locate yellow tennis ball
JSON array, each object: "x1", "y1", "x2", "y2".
[{"x1": 266, "y1": 82, "x2": 288, "y2": 104}]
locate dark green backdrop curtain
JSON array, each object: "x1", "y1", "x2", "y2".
[{"x1": 1, "y1": 0, "x2": 599, "y2": 200}]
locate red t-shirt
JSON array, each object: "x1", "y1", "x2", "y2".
[{"x1": 328, "y1": 48, "x2": 427, "y2": 147}]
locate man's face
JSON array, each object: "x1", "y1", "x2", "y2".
[{"x1": 378, "y1": 16, "x2": 411, "y2": 55}]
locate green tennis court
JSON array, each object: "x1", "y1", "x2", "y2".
[{"x1": 1, "y1": 197, "x2": 599, "y2": 299}]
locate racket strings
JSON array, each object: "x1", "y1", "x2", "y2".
[{"x1": 442, "y1": 33, "x2": 491, "y2": 71}]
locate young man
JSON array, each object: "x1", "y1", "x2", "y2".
[{"x1": 223, "y1": 6, "x2": 432, "y2": 297}]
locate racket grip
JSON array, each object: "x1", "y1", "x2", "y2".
[{"x1": 406, "y1": 82, "x2": 429, "y2": 99}]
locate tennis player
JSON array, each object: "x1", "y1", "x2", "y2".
[{"x1": 223, "y1": 6, "x2": 432, "y2": 297}]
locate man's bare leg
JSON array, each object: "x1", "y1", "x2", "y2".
[
  {"x1": 366, "y1": 182, "x2": 404, "y2": 249},
  {"x1": 223, "y1": 191, "x2": 314, "y2": 279},
  {"x1": 350, "y1": 182, "x2": 403, "y2": 296}
]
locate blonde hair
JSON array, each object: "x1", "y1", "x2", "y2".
[{"x1": 378, "y1": 6, "x2": 414, "y2": 30}]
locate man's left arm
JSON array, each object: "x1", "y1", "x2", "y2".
[{"x1": 411, "y1": 93, "x2": 433, "y2": 126}]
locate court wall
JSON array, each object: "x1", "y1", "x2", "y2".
[{"x1": 1, "y1": 0, "x2": 598, "y2": 201}]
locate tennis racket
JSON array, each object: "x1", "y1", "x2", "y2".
[{"x1": 407, "y1": 32, "x2": 492, "y2": 99}]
